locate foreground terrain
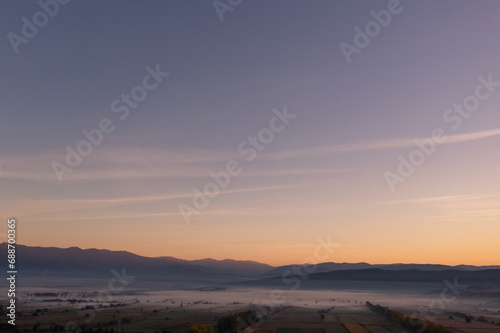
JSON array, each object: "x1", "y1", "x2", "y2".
[{"x1": 1, "y1": 287, "x2": 500, "y2": 333}]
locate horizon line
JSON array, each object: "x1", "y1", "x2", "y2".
[{"x1": 5, "y1": 242, "x2": 500, "y2": 268}]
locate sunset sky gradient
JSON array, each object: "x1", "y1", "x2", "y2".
[{"x1": 1, "y1": 1, "x2": 499, "y2": 266}]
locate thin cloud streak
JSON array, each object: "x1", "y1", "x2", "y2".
[
  {"x1": 0, "y1": 148, "x2": 355, "y2": 182},
  {"x1": 9, "y1": 181, "x2": 318, "y2": 219},
  {"x1": 265, "y1": 128, "x2": 500, "y2": 160},
  {"x1": 380, "y1": 194, "x2": 500, "y2": 205},
  {"x1": 2, "y1": 128, "x2": 498, "y2": 182},
  {"x1": 30, "y1": 206, "x2": 343, "y2": 222}
]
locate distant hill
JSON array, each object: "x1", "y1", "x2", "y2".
[
  {"x1": 261, "y1": 262, "x2": 374, "y2": 278},
  {"x1": 379, "y1": 263, "x2": 500, "y2": 271},
  {"x1": 262, "y1": 262, "x2": 500, "y2": 278},
  {"x1": 0, "y1": 243, "x2": 272, "y2": 284},
  {"x1": 240, "y1": 268, "x2": 500, "y2": 291},
  {"x1": 2, "y1": 243, "x2": 499, "y2": 290},
  {"x1": 154, "y1": 256, "x2": 273, "y2": 276},
  {"x1": 307, "y1": 268, "x2": 500, "y2": 284}
]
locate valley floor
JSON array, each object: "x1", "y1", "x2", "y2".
[{"x1": 1, "y1": 288, "x2": 500, "y2": 333}]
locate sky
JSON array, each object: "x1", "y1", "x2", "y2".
[{"x1": 1, "y1": 0, "x2": 499, "y2": 266}]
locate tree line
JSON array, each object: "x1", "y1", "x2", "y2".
[{"x1": 365, "y1": 301, "x2": 453, "y2": 333}]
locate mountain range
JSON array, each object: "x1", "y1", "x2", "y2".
[{"x1": 2, "y1": 243, "x2": 499, "y2": 289}]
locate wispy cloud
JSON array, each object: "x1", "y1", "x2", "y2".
[
  {"x1": 383, "y1": 194, "x2": 500, "y2": 205},
  {"x1": 31, "y1": 205, "x2": 340, "y2": 223},
  {"x1": 264, "y1": 128, "x2": 500, "y2": 160},
  {"x1": 2, "y1": 128, "x2": 498, "y2": 182},
  {"x1": 0, "y1": 146, "x2": 235, "y2": 181},
  {"x1": 0, "y1": 145, "x2": 356, "y2": 182},
  {"x1": 6, "y1": 181, "x2": 318, "y2": 220},
  {"x1": 381, "y1": 194, "x2": 500, "y2": 223}
]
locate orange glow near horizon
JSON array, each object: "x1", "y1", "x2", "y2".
[
  {"x1": 15, "y1": 208, "x2": 500, "y2": 267},
  {"x1": 15, "y1": 239, "x2": 500, "y2": 268},
  {"x1": 9, "y1": 170, "x2": 500, "y2": 268},
  {"x1": 2, "y1": 0, "x2": 500, "y2": 281}
]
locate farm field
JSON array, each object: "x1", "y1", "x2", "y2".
[
  {"x1": 2, "y1": 288, "x2": 500, "y2": 333},
  {"x1": 257, "y1": 306, "x2": 403, "y2": 333}
]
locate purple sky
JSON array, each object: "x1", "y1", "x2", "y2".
[{"x1": 1, "y1": 0, "x2": 499, "y2": 265}]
